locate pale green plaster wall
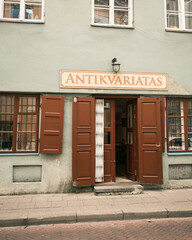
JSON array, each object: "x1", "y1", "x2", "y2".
[
  {"x1": 0, "y1": 0, "x2": 192, "y2": 95},
  {"x1": 0, "y1": 0, "x2": 192, "y2": 194}
]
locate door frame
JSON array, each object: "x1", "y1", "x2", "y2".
[{"x1": 95, "y1": 95, "x2": 139, "y2": 183}]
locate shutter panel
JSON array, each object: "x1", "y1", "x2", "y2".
[
  {"x1": 40, "y1": 95, "x2": 64, "y2": 154},
  {"x1": 72, "y1": 97, "x2": 95, "y2": 187}
]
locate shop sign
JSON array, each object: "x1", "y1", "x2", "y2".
[{"x1": 60, "y1": 70, "x2": 168, "y2": 90}]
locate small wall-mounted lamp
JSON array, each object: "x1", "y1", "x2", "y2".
[{"x1": 112, "y1": 58, "x2": 121, "y2": 73}]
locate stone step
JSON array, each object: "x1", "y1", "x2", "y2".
[{"x1": 94, "y1": 184, "x2": 144, "y2": 195}]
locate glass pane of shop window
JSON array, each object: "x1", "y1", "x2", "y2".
[
  {"x1": 16, "y1": 132, "x2": 36, "y2": 150},
  {"x1": 4, "y1": 1, "x2": 20, "y2": 19},
  {"x1": 0, "y1": 96, "x2": 14, "y2": 113},
  {"x1": 0, "y1": 133, "x2": 13, "y2": 151},
  {"x1": 168, "y1": 134, "x2": 185, "y2": 151},
  {"x1": 188, "y1": 101, "x2": 192, "y2": 115},
  {"x1": 114, "y1": 10, "x2": 128, "y2": 25},
  {"x1": 19, "y1": 97, "x2": 36, "y2": 113},
  {"x1": 168, "y1": 100, "x2": 184, "y2": 117}
]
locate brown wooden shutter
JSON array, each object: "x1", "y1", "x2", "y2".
[
  {"x1": 72, "y1": 97, "x2": 95, "y2": 187},
  {"x1": 138, "y1": 98, "x2": 163, "y2": 184},
  {"x1": 40, "y1": 95, "x2": 64, "y2": 154}
]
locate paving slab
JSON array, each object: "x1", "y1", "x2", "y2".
[{"x1": 0, "y1": 189, "x2": 192, "y2": 227}]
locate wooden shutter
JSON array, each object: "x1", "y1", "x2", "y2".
[
  {"x1": 72, "y1": 97, "x2": 95, "y2": 187},
  {"x1": 40, "y1": 95, "x2": 64, "y2": 154},
  {"x1": 138, "y1": 98, "x2": 163, "y2": 184}
]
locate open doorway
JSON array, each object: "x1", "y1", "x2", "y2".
[{"x1": 115, "y1": 98, "x2": 137, "y2": 183}]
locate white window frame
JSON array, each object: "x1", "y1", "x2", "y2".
[
  {"x1": 165, "y1": 0, "x2": 192, "y2": 32},
  {"x1": 91, "y1": 0, "x2": 133, "y2": 28},
  {"x1": 0, "y1": 0, "x2": 45, "y2": 23}
]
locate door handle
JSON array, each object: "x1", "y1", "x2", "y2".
[{"x1": 156, "y1": 143, "x2": 161, "y2": 151}]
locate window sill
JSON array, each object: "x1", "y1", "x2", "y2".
[
  {"x1": 91, "y1": 23, "x2": 134, "y2": 29},
  {"x1": 0, "y1": 153, "x2": 39, "y2": 156},
  {"x1": 168, "y1": 152, "x2": 192, "y2": 156},
  {"x1": 165, "y1": 28, "x2": 192, "y2": 33},
  {"x1": 0, "y1": 18, "x2": 45, "y2": 24}
]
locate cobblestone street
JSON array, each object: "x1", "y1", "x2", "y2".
[{"x1": 0, "y1": 218, "x2": 192, "y2": 240}]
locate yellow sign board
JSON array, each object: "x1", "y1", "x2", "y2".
[{"x1": 60, "y1": 70, "x2": 168, "y2": 90}]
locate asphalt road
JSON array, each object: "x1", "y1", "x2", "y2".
[{"x1": 0, "y1": 218, "x2": 192, "y2": 240}]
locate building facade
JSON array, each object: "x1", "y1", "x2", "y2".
[{"x1": 0, "y1": 0, "x2": 192, "y2": 194}]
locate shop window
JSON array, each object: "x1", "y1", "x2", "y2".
[
  {"x1": 167, "y1": 99, "x2": 192, "y2": 152},
  {"x1": 0, "y1": 95, "x2": 39, "y2": 153},
  {"x1": 92, "y1": 0, "x2": 133, "y2": 28},
  {"x1": 1, "y1": 0, "x2": 44, "y2": 22},
  {"x1": 166, "y1": 0, "x2": 192, "y2": 31}
]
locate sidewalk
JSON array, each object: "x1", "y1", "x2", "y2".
[{"x1": 0, "y1": 188, "x2": 192, "y2": 227}]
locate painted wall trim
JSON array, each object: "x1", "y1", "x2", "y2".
[
  {"x1": 0, "y1": 153, "x2": 39, "y2": 156},
  {"x1": 168, "y1": 152, "x2": 192, "y2": 156}
]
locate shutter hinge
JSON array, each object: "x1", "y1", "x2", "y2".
[
  {"x1": 73, "y1": 97, "x2": 77, "y2": 103},
  {"x1": 73, "y1": 181, "x2": 77, "y2": 187},
  {"x1": 40, "y1": 103, "x2": 42, "y2": 108}
]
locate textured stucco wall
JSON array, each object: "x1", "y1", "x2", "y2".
[{"x1": 0, "y1": 0, "x2": 192, "y2": 194}]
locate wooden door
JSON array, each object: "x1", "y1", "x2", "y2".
[
  {"x1": 138, "y1": 98, "x2": 163, "y2": 184},
  {"x1": 126, "y1": 100, "x2": 137, "y2": 181},
  {"x1": 72, "y1": 97, "x2": 95, "y2": 187},
  {"x1": 104, "y1": 100, "x2": 115, "y2": 182}
]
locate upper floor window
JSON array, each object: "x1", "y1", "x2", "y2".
[
  {"x1": 92, "y1": 0, "x2": 133, "y2": 28},
  {"x1": 167, "y1": 99, "x2": 192, "y2": 152},
  {"x1": 0, "y1": 0, "x2": 44, "y2": 22},
  {"x1": 0, "y1": 95, "x2": 40, "y2": 153},
  {"x1": 166, "y1": 0, "x2": 192, "y2": 31}
]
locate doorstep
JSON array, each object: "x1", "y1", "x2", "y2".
[{"x1": 94, "y1": 183, "x2": 144, "y2": 195}]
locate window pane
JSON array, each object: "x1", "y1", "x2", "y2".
[
  {"x1": 187, "y1": 115, "x2": 192, "y2": 150},
  {"x1": 168, "y1": 100, "x2": 185, "y2": 151},
  {"x1": 95, "y1": 0, "x2": 109, "y2": 5},
  {"x1": 17, "y1": 132, "x2": 36, "y2": 150},
  {"x1": 169, "y1": 134, "x2": 185, "y2": 151},
  {"x1": 127, "y1": 132, "x2": 133, "y2": 144},
  {"x1": 114, "y1": 0, "x2": 128, "y2": 7},
  {"x1": 104, "y1": 132, "x2": 111, "y2": 144},
  {"x1": 94, "y1": 8, "x2": 109, "y2": 24},
  {"x1": 188, "y1": 101, "x2": 192, "y2": 115},
  {"x1": 114, "y1": 10, "x2": 128, "y2": 25},
  {"x1": 0, "y1": 133, "x2": 13, "y2": 151},
  {"x1": 127, "y1": 104, "x2": 132, "y2": 128},
  {"x1": 17, "y1": 114, "x2": 37, "y2": 151},
  {"x1": 0, "y1": 96, "x2": 14, "y2": 113},
  {"x1": 19, "y1": 97, "x2": 36, "y2": 112},
  {"x1": 104, "y1": 102, "x2": 111, "y2": 127},
  {"x1": 167, "y1": 13, "x2": 179, "y2": 28},
  {"x1": 185, "y1": 0, "x2": 192, "y2": 13},
  {"x1": 4, "y1": 1, "x2": 20, "y2": 19},
  {"x1": 168, "y1": 100, "x2": 184, "y2": 116},
  {"x1": 166, "y1": 0, "x2": 179, "y2": 11},
  {"x1": 25, "y1": 3, "x2": 42, "y2": 20},
  {"x1": 185, "y1": 15, "x2": 192, "y2": 29}
]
